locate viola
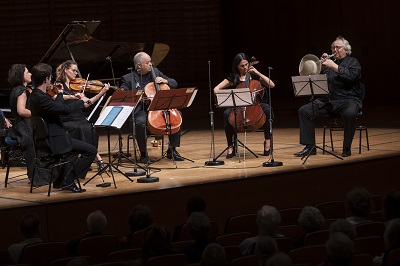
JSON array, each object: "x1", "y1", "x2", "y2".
[
  {"x1": 70, "y1": 78, "x2": 120, "y2": 93},
  {"x1": 46, "y1": 83, "x2": 63, "y2": 97},
  {"x1": 144, "y1": 67, "x2": 182, "y2": 135},
  {"x1": 228, "y1": 57, "x2": 266, "y2": 132}
]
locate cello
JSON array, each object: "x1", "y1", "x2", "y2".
[
  {"x1": 144, "y1": 66, "x2": 182, "y2": 135},
  {"x1": 228, "y1": 58, "x2": 266, "y2": 132}
]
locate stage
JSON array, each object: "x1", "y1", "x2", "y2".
[{"x1": 1, "y1": 127, "x2": 400, "y2": 249}]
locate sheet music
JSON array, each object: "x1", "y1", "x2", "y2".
[
  {"x1": 186, "y1": 88, "x2": 197, "y2": 107},
  {"x1": 215, "y1": 88, "x2": 253, "y2": 107},
  {"x1": 94, "y1": 105, "x2": 134, "y2": 128}
]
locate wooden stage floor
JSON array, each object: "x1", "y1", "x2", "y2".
[{"x1": 1, "y1": 127, "x2": 400, "y2": 210}]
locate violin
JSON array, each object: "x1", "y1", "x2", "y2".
[
  {"x1": 228, "y1": 56, "x2": 266, "y2": 132},
  {"x1": 46, "y1": 83, "x2": 63, "y2": 97},
  {"x1": 70, "y1": 78, "x2": 120, "y2": 93}
]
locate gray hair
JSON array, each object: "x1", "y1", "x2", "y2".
[
  {"x1": 298, "y1": 206, "x2": 325, "y2": 233},
  {"x1": 332, "y1": 35, "x2": 352, "y2": 55},
  {"x1": 86, "y1": 210, "x2": 107, "y2": 234},
  {"x1": 257, "y1": 205, "x2": 281, "y2": 235}
]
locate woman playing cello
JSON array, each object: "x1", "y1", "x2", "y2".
[
  {"x1": 213, "y1": 52, "x2": 276, "y2": 159},
  {"x1": 55, "y1": 60, "x2": 110, "y2": 172}
]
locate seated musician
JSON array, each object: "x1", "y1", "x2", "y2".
[
  {"x1": 29, "y1": 63, "x2": 100, "y2": 192},
  {"x1": 120, "y1": 52, "x2": 184, "y2": 164},
  {"x1": 55, "y1": 60, "x2": 109, "y2": 172},
  {"x1": 213, "y1": 52, "x2": 276, "y2": 159}
]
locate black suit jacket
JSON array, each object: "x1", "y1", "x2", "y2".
[{"x1": 29, "y1": 89, "x2": 85, "y2": 155}]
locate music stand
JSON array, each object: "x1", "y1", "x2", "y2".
[
  {"x1": 85, "y1": 91, "x2": 142, "y2": 187},
  {"x1": 214, "y1": 88, "x2": 258, "y2": 162},
  {"x1": 292, "y1": 74, "x2": 343, "y2": 164},
  {"x1": 147, "y1": 87, "x2": 197, "y2": 165}
]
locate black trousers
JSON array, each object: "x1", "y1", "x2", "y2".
[
  {"x1": 63, "y1": 138, "x2": 97, "y2": 185},
  {"x1": 133, "y1": 109, "x2": 181, "y2": 154},
  {"x1": 298, "y1": 100, "x2": 359, "y2": 149},
  {"x1": 223, "y1": 102, "x2": 272, "y2": 147}
]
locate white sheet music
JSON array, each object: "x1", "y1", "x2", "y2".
[
  {"x1": 186, "y1": 88, "x2": 197, "y2": 107},
  {"x1": 94, "y1": 105, "x2": 134, "y2": 129}
]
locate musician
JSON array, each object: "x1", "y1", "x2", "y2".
[
  {"x1": 294, "y1": 36, "x2": 362, "y2": 157},
  {"x1": 29, "y1": 63, "x2": 97, "y2": 192},
  {"x1": 55, "y1": 60, "x2": 110, "y2": 172},
  {"x1": 213, "y1": 52, "x2": 275, "y2": 159},
  {"x1": 7, "y1": 64, "x2": 34, "y2": 181},
  {"x1": 120, "y1": 52, "x2": 184, "y2": 164}
]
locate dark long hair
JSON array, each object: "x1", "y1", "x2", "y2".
[{"x1": 7, "y1": 64, "x2": 26, "y2": 87}]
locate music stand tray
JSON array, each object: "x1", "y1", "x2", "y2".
[{"x1": 291, "y1": 74, "x2": 343, "y2": 163}]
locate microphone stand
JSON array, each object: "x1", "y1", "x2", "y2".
[
  {"x1": 125, "y1": 67, "x2": 146, "y2": 177},
  {"x1": 262, "y1": 67, "x2": 283, "y2": 167},
  {"x1": 205, "y1": 61, "x2": 224, "y2": 166}
]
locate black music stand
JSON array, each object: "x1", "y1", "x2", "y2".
[
  {"x1": 214, "y1": 88, "x2": 258, "y2": 162},
  {"x1": 146, "y1": 87, "x2": 198, "y2": 167},
  {"x1": 85, "y1": 91, "x2": 143, "y2": 187},
  {"x1": 292, "y1": 74, "x2": 343, "y2": 164}
]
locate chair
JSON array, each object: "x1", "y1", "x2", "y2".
[
  {"x1": 224, "y1": 213, "x2": 258, "y2": 235},
  {"x1": 303, "y1": 230, "x2": 330, "y2": 246},
  {"x1": 94, "y1": 262, "x2": 127, "y2": 266},
  {"x1": 354, "y1": 236, "x2": 385, "y2": 257},
  {"x1": 322, "y1": 83, "x2": 369, "y2": 155},
  {"x1": 223, "y1": 245, "x2": 243, "y2": 263},
  {"x1": 19, "y1": 241, "x2": 67, "y2": 266},
  {"x1": 354, "y1": 222, "x2": 384, "y2": 238},
  {"x1": 278, "y1": 224, "x2": 302, "y2": 240},
  {"x1": 230, "y1": 255, "x2": 257, "y2": 266},
  {"x1": 214, "y1": 232, "x2": 252, "y2": 246},
  {"x1": 178, "y1": 220, "x2": 219, "y2": 241},
  {"x1": 279, "y1": 207, "x2": 303, "y2": 226},
  {"x1": 314, "y1": 200, "x2": 346, "y2": 219},
  {"x1": 370, "y1": 194, "x2": 384, "y2": 212},
  {"x1": 351, "y1": 253, "x2": 374, "y2": 266},
  {"x1": 386, "y1": 248, "x2": 400, "y2": 266},
  {"x1": 29, "y1": 116, "x2": 81, "y2": 196},
  {"x1": 145, "y1": 253, "x2": 188, "y2": 266},
  {"x1": 106, "y1": 248, "x2": 142, "y2": 263},
  {"x1": 49, "y1": 256, "x2": 92, "y2": 266},
  {"x1": 289, "y1": 245, "x2": 326, "y2": 266},
  {"x1": 77, "y1": 234, "x2": 120, "y2": 264},
  {"x1": 171, "y1": 240, "x2": 195, "y2": 250}
]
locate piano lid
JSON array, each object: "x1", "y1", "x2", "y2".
[{"x1": 40, "y1": 20, "x2": 169, "y2": 79}]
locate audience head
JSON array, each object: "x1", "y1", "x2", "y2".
[
  {"x1": 201, "y1": 243, "x2": 227, "y2": 266},
  {"x1": 325, "y1": 232, "x2": 354, "y2": 266},
  {"x1": 20, "y1": 213, "x2": 40, "y2": 238},
  {"x1": 383, "y1": 190, "x2": 400, "y2": 221},
  {"x1": 257, "y1": 205, "x2": 281, "y2": 236},
  {"x1": 383, "y1": 218, "x2": 400, "y2": 249},
  {"x1": 255, "y1": 235, "x2": 278, "y2": 264},
  {"x1": 142, "y1": 224, "x2": 175, "y2": 262},
  {"x1": 128, "y1": 204, "x2": 154, "y2": 233},
  {"x1": 186, "y1": 196, "x2": 206, "y2": 216},
  {"x1": 266, "y1": 251, "x2": 293, "y2": 266},
  {"x1": 329, "y1": 219, "x2": 357, "y2": 240},
  {"x1": 86, "y1": 210, "x2": 107, "y2": 234},
  {"x1": 66, "y1": 257, "x2": 90, "y2": 266},
  {"x1": 187, "y1": 211, "x2": 211, "y2": 241},
  {"x1": 346, "y1": 186, "x2": 373, "y2": 217},
  {"x1": 298, "y1": 206, "x2": 325, "y2": 233}
]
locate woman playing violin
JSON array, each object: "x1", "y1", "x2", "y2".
[
  {"x1": 55, "y1": 60, "x2": 110, "y2": 172},
  {"x1": 213, "y1": 53, "x2": 276, "y2": 159},
  {"x1": 7, "y1": 64, "x2": 34, "y2": 181}
]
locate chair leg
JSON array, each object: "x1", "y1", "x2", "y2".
[
  {"x1": 323, "y1": 126, "x2": 327, "y2": 154},
  {"x1": 365, "y1": 127, "x2": 370, "y2": 151},
  {"x1": 127, "y1": 134, "x2": 133, "y2": 156},
  {"x1": 329, "y1": 128, "x2": 334, "y2": 151},
  {"x1": 5, "y1": 162, "x2": 11, "y2": 188},
  {"x1": 359, "y1": 127, "x2": 362, "y2": 154}
]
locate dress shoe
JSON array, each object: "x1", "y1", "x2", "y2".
[
  {"x1": 294, "y1": 146, "x2": 316, "y2": 157},
  {"x1": 342, "y1": 147, "x2": 352, "y2": 157},
  {"x1": 226, "y1": 146, "x2": 235, "y2": 159},
  {"x1": 59, "y1": 183, "x2": 86, "y2": 193},
  {"x1": 167, "y1": 149, "x2": 184, "y2": 161}
]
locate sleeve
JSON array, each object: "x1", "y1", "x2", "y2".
[
  {"x1": 155, "y1": 68, "x2": 178, "y2": 88},
  {"x1": 120, "y1": 74, "x2": 132, "y2": 91},
  {"x1": 337, "y1": 57, "x2": 362, "y2": 83}
]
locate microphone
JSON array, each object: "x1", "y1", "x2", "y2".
[
  {"x1": 127, "y1": 67, "x2": 134, "y2": 71},
  {"x1": 106, "y1": 56, "x2": 111, "y2": 61},
  {"x1": 136, "y1": 69, "x2": 141, "y2": 73},
  {"x1": 268, "y1": 67, "x2": 273, "y2": 70}
]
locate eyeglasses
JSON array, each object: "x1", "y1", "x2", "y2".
[
  {"x1": 69, "y1": 68, "x2": 79, "y2": 73},
  {"x1": 332, "y1": 45, "x2": 343, "y2": 50}
]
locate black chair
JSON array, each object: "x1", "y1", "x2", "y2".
[
  {"x1": 1, "y1": 109, "x2": 26, "y2": 187},
  {"x1": 322, "y1": 83, "x2": 369, "y2": 155},
  {"x1": 30, "y1": 116, "x2": 80, "y2": 196}
]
